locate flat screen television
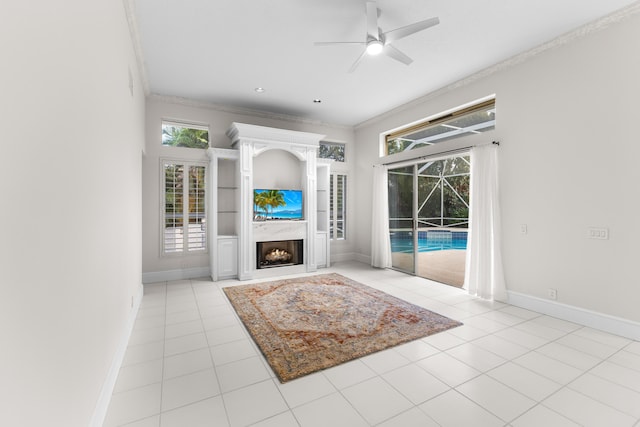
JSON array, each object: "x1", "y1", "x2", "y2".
[{"x1": 253, "y1": 189, "x2": 303, "y2": 220}]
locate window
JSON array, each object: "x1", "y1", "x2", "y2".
[
  {"x1": 384, "y1": 99, "x2": 495, "y2": 155},
  {"x1": 162, "y1": 121, "x2": 209, "y2": 149},
  {"x1": 163, "y1": 161, "x2": 207, "y2": 253},
  {"x1": 319, "y1": 141, "x2": 345, "y2": 162},
  {"x1": 330, "y1": 174, "x2": 347, "y2": 240}
]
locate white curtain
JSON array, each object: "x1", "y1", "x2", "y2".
[
  {"x1": 464, "y1": 144, "x2": 507, "y2": 301},
  {"x1": 371, "y1": 164, "x2": 392, "y2": 268}
]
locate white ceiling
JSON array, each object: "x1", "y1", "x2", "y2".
[{"x1": 132, "y1": 0, "x2": 638, "y2": 127}]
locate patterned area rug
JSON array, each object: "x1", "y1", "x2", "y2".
[{"x1": 223, "y1": 273, "x2": 462, "y2": 382}]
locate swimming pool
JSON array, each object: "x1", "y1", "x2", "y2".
[{"x1": 390, "y1": 230, "x2": 468, "y2": 253}]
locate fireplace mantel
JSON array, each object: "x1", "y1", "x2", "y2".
[
  {"x1": 209, "y1": 123, "x2": 330, "y2": 281},
  {"x1": 253, "y1": 221, "x2": 307, "y2": 242}
]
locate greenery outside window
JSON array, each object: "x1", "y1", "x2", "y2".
[
  {"x1": 330, "y1": 174, "x2": 347, "y2": 240},
  {"x1": 162, "y1": 121, "x2": 209, "y2": 149},
  {"x1": 319, "y1": 142, "x2": 345, "y2": 162},
  {"x1": 385, "y1": 99, "x2": 495, "y2": 155},
  {"x1": 163, "y1": 161, "x2": 207, "y2": 254}
]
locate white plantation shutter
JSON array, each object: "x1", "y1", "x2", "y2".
[
  {"x1": 164, "y1": 164, "x2": 184, "y2": 253},
  {"x1": 163, "y1": 161, "x2": 206, "y2": 254},
  {"x1": 330, "y1": 173, "x2": 347, "y2": 240},
  {"x1": 187, "y1": 165, "x2": 206, "y2": 251}
]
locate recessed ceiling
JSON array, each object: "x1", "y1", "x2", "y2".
[{"x1": 132, "y1": 0, "x2": 639, "y2": 126}]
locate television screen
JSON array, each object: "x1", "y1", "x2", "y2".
[{"x1": 254, "y1": 189, "x2": 303, "y2": 220}]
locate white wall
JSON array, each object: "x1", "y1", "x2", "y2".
[
  {"x1": 143, "y1": 98, "x2": 356, "y2": 278},
  {"x1": 0, "y1": 1, "x2": 145, "y2": 426},
  {"x1": 354, "y1": 12, "x2": 640, "y2": 324}
]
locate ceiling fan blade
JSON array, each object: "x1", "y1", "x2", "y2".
[
  {"x1": 348, "y1": 49, "x2": 368, "y2": 73},
  {"x1": 366, "y1": 1, "x2": 379, "y2": 40},
  {"x1": 384, "y1": 44, "x2": 413, "y2": 65},
  {"x1": 383, "y1": 17, "x2": 440, "y2": 43},
  {"x1": 314, "y1": 41, "x2": 366, "y2": 46}
]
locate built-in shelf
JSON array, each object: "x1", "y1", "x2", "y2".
[
  {"x1": 316, "y1": 159, "x2": 331, "y2": 266},
  {"x1": 208, "y1": 124, "x2": 331, "y2": 281},
  {"x1": 208, "y1": 148, "x2": 239, "y2": 281}
]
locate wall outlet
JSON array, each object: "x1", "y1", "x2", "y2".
[
  {"x1": 547, "y1": 288, "x2": 557, "y2": 300},
  {"x1": 588, "y1": 227, "x2": 609, "y2": 240},
  {"x1": 520, "y1": 224, "x2": 528, "y2": 234}
]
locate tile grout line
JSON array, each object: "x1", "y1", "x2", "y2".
[
  {"x1": 191, "y1": 278, "x2": 232, "y2": 427},
  {"x1": 156, "y1": 281, "x2": 168, "y2": 425},
  {"x1": 220, "y1": 280, "x2": 303, "y2": 426},
  {"x1": 487, "y1": 321, "x2": 639, "y2": 423},
  {"x1": 109, "y1": 264, "x2": 640, "y2": 427}
]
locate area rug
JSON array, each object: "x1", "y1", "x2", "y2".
[{"x1": 223, "y1": 273, "x2": 462, "y2": 382}]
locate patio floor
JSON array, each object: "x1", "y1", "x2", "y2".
[{"x1": 391, "y1": 249, "x2": 466, "y2": 287}]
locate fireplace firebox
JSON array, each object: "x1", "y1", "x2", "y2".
[{"x1": 256, "y1": 239, "x2": 303, "y2": 269}]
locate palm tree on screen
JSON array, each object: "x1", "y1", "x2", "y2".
[
  {"x1": 254, "y1": 191, "x2": 269, "y2": 219},
  {"x1": 263, "y1": 190, "x2": 286, "y2": 218}
]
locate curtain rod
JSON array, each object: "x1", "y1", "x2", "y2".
[{"x1": 376, "y1": 140, "x2": 499, "y2": 168}]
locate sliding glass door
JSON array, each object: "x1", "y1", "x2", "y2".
[
  {"x1": 388, "y1": 154, "x2": 470, "y2": 286},
  {"x1": 388, "y1": 165, "x2": 416, "y2": 274}
]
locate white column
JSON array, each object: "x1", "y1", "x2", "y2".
[
  {"x1": 305, "y1": 148, "x2": 317, "y2": 272},
  {"x1": 238, "y1": 140, "x2": 254, "y2": 280},
  {"x1": 207, "y1": 148, "x2": 219, "y2": 281}
]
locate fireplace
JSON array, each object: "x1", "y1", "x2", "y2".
[{"x1": 256, "y1": 239, "x2": 303, "y2": 269}]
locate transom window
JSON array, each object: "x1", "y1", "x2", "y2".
[
  {"x1": 384, "y1": 99, "x2": 495, "y2": 155},
  {"x1": 162, "y1": 121, "x2": 209, "y2": 149},
  {"x1": 319, "y1": 141, "x2": 345, "y2": 162}
]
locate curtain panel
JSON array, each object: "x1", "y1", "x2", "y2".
[
  {"x1": 464, "y1": 144, "x2": 507, "y2": 301},
  {"x1": 371, "y1": 165, "x2": 392, "y2": 268}
]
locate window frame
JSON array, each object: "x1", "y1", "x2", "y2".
[
  {"x1": 319, "y1": 141, "x2": 346, "y2": 162},
  {"x1": 383, "y1": 98, "x2": 495, "y2": 156},
  {"x1": 160, "y1": 158, "x2": 209, "y2": 256},
  {"x1": 329, "y1": 173, "x2": 347, "y2": 241},
  {"x1": 161, "y1": 120, "x2": 210, "y2": 149}
]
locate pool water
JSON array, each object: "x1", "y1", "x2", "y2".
[{"x1": 390, "y1": 230, "x2": 468, "y2": 253}]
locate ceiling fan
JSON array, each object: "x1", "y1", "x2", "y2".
[{"x1": 314, "y1": 1, "x2": 440, "y2": 73}]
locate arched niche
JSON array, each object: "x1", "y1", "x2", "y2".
[{"x1": 253, "y1": 148, "x2": 303, "y2": 190}]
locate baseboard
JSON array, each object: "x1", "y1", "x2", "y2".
[
  {"x1": 90, "y1": 282, "x2": 144, "y2": 427},
  {"x1": 331, "y1": 252, "x2": 358, "y2": 263},
  {"x1": 330, "y1": 252, "x2": 367, "y2": 264},
  {"x1": 142, "y1": 266, "x2": 211, "y2": 284},
  {"x1": 507, "y1": 290, "x2": 640, "y2": 341},
  {"x1": 353, "y1": 252, "x2": 371, "y2": 265}
]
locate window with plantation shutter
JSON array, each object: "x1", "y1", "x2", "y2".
[
  {"x1": 162, "y1": 161, "x2": 207, "y2": 254},
  {"x1": 330, "y1": 173, "x2": 347, "y2": 240}
]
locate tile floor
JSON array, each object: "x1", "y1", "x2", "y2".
[{"x1": 103, "y1": 261, "x2": 640, "y2": 427}]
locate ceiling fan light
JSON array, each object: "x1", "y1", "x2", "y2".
[{"x1": 366, "y1": 40, "x2": 383, "y2": 56}]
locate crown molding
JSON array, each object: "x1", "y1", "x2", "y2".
[
  {"x1": 148, "y1": 94, "x2": 353, "y2": 131},
  {"x1": 227, "y1": 122, "x2": 325, "y2": 148},
  {"x1": 123, "y1": 0, "x2": 640, "y2": 131},
  {"x1": 122, "y1": 0, "x2": 150, "y2": 96},
  {"x1": 355, "y1": 1, "x2": 640, "y2": 130}
]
